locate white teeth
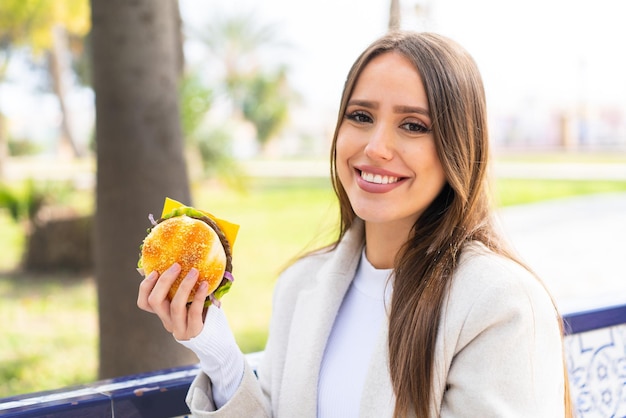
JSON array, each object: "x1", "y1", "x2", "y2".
[{"x1": 360, "y1": 171, "x2": 399, "y2": 184}]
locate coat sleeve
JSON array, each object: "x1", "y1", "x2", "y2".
[
  {"x1": 438, "y1": 258, "x2": 566, "y2": 418},
  {"x1": 186, "y1": 360, "x2": 271, "y2": 417}
]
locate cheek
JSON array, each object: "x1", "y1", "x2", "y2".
[
  {"x1": 432, "y1": 165, "x2": 447, "y2": 192},
  {"x1": 335, "y1": 150, "x2": 351, "y2": 187},
  {"x1": 334, "y1": 135, "x2": 358, "y2": 213},
  {"x1": 426, "y1": 152, "x2": 447, "y2": 191},
  {"x1": 335, "y1": 130, "x2": 354, "y2": 173},
  {"x1": 335, "y1": 127, "x2": 350, "y2": 156},
  {"x1": 410, "y1": 142, "x2": 446, "y2": 188}
]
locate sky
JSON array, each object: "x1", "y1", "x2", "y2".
[
  {"x1": 2, "y1": 0, "x2": 626, "y2": 151},
  {"x1": 180, "y1": 0, "x2": 626, "y2": 151},
  {"x1": 180, "y1": 0, "x2": 626, "y2": 111}
]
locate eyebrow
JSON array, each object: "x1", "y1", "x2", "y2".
[
  {"x1": 347, "y1": 100, "x2": 431, "y2": 117},
  {"x1": 393, "y1": 105, "x2": 431, "y2": 117}
]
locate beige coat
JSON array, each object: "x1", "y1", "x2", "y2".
[{"x1": 186, "y1": 220, "x2": 566, "y2": 417}]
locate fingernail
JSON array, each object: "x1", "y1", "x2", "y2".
[
  {"x1": 147, "y1": 271, "x2": 158, "y2": 280},
  {"x1": 186, "y1": 268, "x2": 199, "y2": 280},
  {"x1": 198, "y1": 281, "x2": 208, "y2": 290},
  {"x1": 168, "y1": 263, "x2": 181, "y2": 273}
]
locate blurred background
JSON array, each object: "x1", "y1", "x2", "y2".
[{"x1": 1, "y1": 0, "x2": 625, "y2": 398}]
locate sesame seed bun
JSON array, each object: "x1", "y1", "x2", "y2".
[{"x1": 140, "y1": 214, "x2": 229, "y2": 303}]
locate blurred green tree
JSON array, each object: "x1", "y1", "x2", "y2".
[
  {"x1": 0, "y1": 179, "x2": 47, "y2": 226},
  {"x1": 0, "y1": 0, "x2": 91, "y2": 161},
  {"x1": 179, "y1": 72, "x2": 214, "y2": 140},
  {"x1": 241, "y1": 67, "x2": 290, "y2": 147},
  {"x1": 189, "y1": 12, "x2": 294, "y2": 153},
  {"x1": 0, "y1": 0, "x2": 50, "y2": 177},
  {"x1": 179, "y1": 71, "x2": 244, "y2": 185}
]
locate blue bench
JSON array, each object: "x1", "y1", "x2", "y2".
[
  {"x1": 564, "y1": 303, "x2": 626, "y2": 417},
  {"x1": 1, "y1": 306, "x2": 625, "y2": 417}
]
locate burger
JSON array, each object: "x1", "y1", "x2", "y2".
[{"x1": 138, "y1": 205, "x2": 234, "y2": 307}]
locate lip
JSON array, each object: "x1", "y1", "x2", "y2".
[{"x1": 353, "y1": 165, "x2": 408, "y2": 194}]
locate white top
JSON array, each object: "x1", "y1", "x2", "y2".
[{"x1": 317, "y1": 250, "x2": 392, "y2": 418}]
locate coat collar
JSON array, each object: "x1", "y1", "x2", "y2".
[
  {"x1": 278, "y1": 220, "x2": 364, "y2": 415},
  {"x1": 278, "y1": 219, "x2": 396, "y2": 417}
]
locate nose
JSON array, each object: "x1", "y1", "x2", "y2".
[{"x1": 364, "y1": 124, "x2": 394, "y2": 161}]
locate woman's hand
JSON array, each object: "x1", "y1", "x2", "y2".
[{"x1": 137, "y1": 263, "x2": 209, "y2": 340}]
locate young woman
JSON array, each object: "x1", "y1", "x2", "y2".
[{"x1": 138, "y1": 31, "x2": 571, "y2": 417}]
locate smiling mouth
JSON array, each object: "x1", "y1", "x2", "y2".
[{"x1": 359, "y1": 170, "x2": 400, "y2": 185}]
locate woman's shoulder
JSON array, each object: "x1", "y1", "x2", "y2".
[
  {"x1": 273, "y1": 223, "x2": 365, "y2": 302},
  {"x1": 449, "y1": 241, "x2": 557, "y2": 320},
  {"x1": 456, "y1": 241, "x2": 543, "y2": 292},
  {"x1": 276, "y1": 249, "x2": 334, "y2": 291}
]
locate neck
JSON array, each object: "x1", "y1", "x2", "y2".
[{"x1": 364, "y1": 220, "x2": 412, "y2": 269}]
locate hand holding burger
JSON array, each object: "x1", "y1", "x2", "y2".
[
  {"x1": 138, "y1": 205, "x2": 235, "y2": 307},
  {"x1": 137, "y1": 201, "x2": 246, "y2": 404},
  {"x1": 137, "y1": 199, "x2": 239, "y2": 340}
]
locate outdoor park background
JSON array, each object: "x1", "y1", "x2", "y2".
[{"x1": 2, "y1": 0, "x2": 626, "y2": 398}]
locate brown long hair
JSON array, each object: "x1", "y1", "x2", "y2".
[{"x1": 329, "y1": 31, "x2": 571, "y2": 417}]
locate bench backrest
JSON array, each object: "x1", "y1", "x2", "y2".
[
  {"x1": 0, "y1": 307, "x2": 624, "y2": 417},
  {"x1": 564, "y1": 303, "x2": 626, "y2": 417}
]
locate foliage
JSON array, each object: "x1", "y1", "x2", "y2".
[
  {"x1": 0, "y1": 208, "x2": 23, "y2": 270},
  {"x1": 188, "y1": 12, "x2": 294, "y2": 150},
  {"x1": 0, "y1": 1, "x2": 48, "y2": 54},
  {"x1": 0, "y1": 179, "x2": 74, "y2": 223},
  {"x1": 0, "y1": 0, "x2": 90, "y2": 53},
  {"x1": 0, "y1": 0, "x2": 91, "y2": 160},
  {"x1": 179, "y1": 71, "x2": 242, "y2": 184},
  {"x1": 0, "y1": 0, "x2": 90, "y2": 77},
  {"x1": 0, "y1": 179, "x2": 45, "y2": 223},
  {"x1": 7, "y1": 137, "x2": 43, "y2": 156},
  {"x1": 194, "y1": 126, "x2": 238, "y2": 177},
  {"x1": 191, "y1": 11, "x2": 277, "y2": 77},
  {"x1": 179, "y1": 72, "x2": 213, "y2": 139},
  {"x1": 241, "y1": 67, "x2": 291, "y2": 145}
]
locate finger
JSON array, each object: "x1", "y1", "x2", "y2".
[
  {"x1": 147, "y1": 263, "x2": 181, "y2": 309},
  {"x1": 147, "y1": 264, "x2": 183, "y2": 333},
  {"x1": 138, "y1": 270, "x2": 174, "y2": 332},
  {"x1": 171, "y1": 267, "x2": 199, "y2": 308},
  {"x1": 171, "y1": 268, "x2": 199, "y2": 338},
  {"x1": 186, "y1": 281, "x2": 209, "y2": 338},
  {"x1": 137, "y1": 271, "x2": 159, "y2": 312}
]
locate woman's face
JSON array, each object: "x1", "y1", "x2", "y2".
[{"x1": 336, "y1": 51, "x2": 447, "y2": 232}]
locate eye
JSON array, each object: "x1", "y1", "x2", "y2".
[
  {"x1": 400, "y1": 120, "x2": 431, "y2": 134},
  {"x1": 345, "y1": 110, "x2": 373, "y2": 124}
]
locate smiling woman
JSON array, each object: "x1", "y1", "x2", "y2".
[
  {"x1": 325, "y1": 31, "x2": 572, "y2": 417},
  {"x1": 134, "y1": 30, "x2": 573, "y2": 418}
]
